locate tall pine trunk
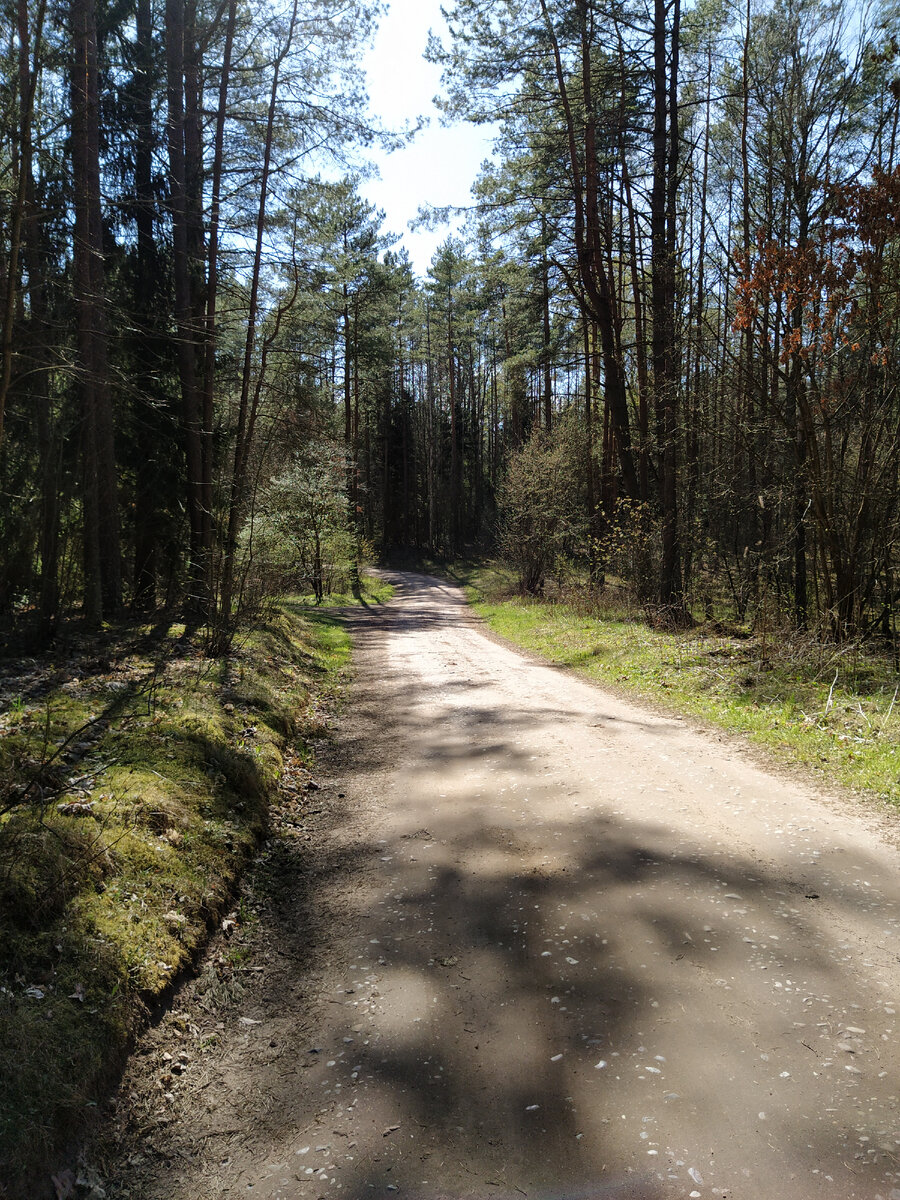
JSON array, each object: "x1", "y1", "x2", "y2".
[
  {"x1": 652, "y1": 0, "x2": 684, "y2": 615},
  {"x1": 71, "y1": 0, "x2": 121, "y2": 620},
  {"x1": 132, "y1": 0, "x2": 159, "y2": 608},
  {"x1": 448, "y1": 281, "x2": 460, "y2": 548},
  {"x1": 202, "y1": 0, "x2": 237, "y2": 576},
  {"x1": 16, "y1": 0, "x2": 59, "y2": 635},
  {"x1": 165, "y1": 0, "x2": 205, "y2": 611},
  {"x1": 219, "y1": 0, "x2": 301, "y2": 627}
]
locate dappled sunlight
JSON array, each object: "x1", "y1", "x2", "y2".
[
  {"x1": 248, "y1": 784, "x2": 900, "y2": 1200},
  {"x1": 247, "y1": 832, "x2": 897, "y2": 1199},
  {"x1": 367, "y1": 968, "x2": 450, "y2": 1040},
  {"x1": 306, "y1": 575, "x2": 900, "y2": 1200},
  {"x1": 102, "y1": 573, "x2": 900, "y2": 1200}
]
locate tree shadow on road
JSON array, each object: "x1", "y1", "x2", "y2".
[{"x1": 96, "y1": 574, "x2": 900, "y2": 1200}]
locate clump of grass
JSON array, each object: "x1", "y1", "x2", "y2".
[
  {"x1": 0, "y1": 599, "x2": 352, "y2": 1194},
  {"x1": 290, "y1": 571, "x2": 394, "y2": 609},
  {"x1": 456, "y1": 560, "x2": 900, "y2": 805}
]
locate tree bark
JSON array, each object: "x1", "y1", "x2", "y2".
[
  {"x1": 539, "y1": 0, "x2": 638, "y2": 498},
  {"x1": 165, "y1": 0, "x2": 205, "y2": 609},
  {"x1": 219, "y1": 0, "x2": 301, "y2": 625},
  {"x1": 71, "y1": 0, "x2": 121, "y2": 619},
  {"x1": 0, "y1": 0, "x2": 47, "y2": 451},
  {"x1": 541, "y1": 218, "x2": 552, "y2": 433},
  {"x1": 18, "y1": 0, "x2": 59, "y2": 635},
  {"x1": 132, "y1": 0, "x2": 159, "y2": 609},
  {"x1": 448, "y1": 278, "x2": 460, "y2": 547},
  {"x1": 652, "y1": 0, "x2": 684, "y2": 613},
  {"x1": 201, "y1": 0, "x2": 237, "y2": 577}
]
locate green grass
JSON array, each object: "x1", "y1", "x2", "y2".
[
  {"x1": 0, "y1": 601, "x2": 352, "y2": 1194},
  {"x1": 452, "y1": 560, "x2": 900, "y2": 806},
  {"x1": 291, "y1": 571, "x2": 394, "y2": 609}
]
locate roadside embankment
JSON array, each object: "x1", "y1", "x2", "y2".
[{"x1": 0, "y1": 582, "x2": 389, "y2": 1197}]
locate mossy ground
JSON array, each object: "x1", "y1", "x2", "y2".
[
  {"x1": 450, "y1": 560, "x2": 900, "y2": 806},
  {"x1": 0, "y1": 591, "x2": 365, "y2": 1196}
]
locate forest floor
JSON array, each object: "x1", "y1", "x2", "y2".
[
  {"x1": 0, "y1": 577, "x2": 392, "y2": 1199},
  {"x1": 87, "y1": 571, "x2": 900, "y2": 1200}
]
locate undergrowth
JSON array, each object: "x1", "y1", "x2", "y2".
[
  {"x1": 0, "y1": 594, "x2": 356, "y2": 1196},
  {"x1": 452, "y1": 560, "x2": 900, "y2": 806},
  {"x1": 290, "y1": 573, "x2": 394, "y2": 609}
]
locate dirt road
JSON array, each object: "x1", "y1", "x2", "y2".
[{"x1": 101, "y1": 573, "x2": 900, "y2": 1200}]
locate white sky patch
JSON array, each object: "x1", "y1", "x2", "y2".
[{"x1": 360, "y1": 0, "x2": 499, "y2": 277}]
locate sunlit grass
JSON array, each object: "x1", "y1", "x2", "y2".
[
  {"x1": 453, "y1": 560, "x2": 900, "y2": 806},
  {"x1": 289, "y1": 570, "x2": 394, "y2": 610},
  {"x1": 0, "y1": 602, "x2": 351, "y2": 1189}
]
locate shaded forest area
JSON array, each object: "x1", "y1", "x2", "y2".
[
  {"x1": 3, "y1": 0, "x2": 900, "y2": 1188},
  {"x1": 3, "y1": 0, "x2": 900, "y2": 645}
]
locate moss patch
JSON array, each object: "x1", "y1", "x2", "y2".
[{"x1": 0, "y1": 599, "x2": 352, "y2": 1195}]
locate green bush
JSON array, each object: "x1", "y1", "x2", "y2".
[
  {"x1": 498, "y1": 413, "x2": 590, "y2": 594},
  {"x1": 248, "y1": 440, "x2": 354, "y2": 604}
]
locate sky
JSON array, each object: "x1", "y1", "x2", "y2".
[{"x1": 358, "y1": 0, "x2": 499, "y2": 278}]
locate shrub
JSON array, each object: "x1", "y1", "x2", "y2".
[
  {"x1": 498, "y1": 414, "x2": 590, "y2": 594},
  {"x1": 248, "y1": 441, "x2": 353, "y2": 603}
]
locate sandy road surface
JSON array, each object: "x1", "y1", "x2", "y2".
[{"x1": 101, "y1": 573, "x2": 900, "y2": 1200}]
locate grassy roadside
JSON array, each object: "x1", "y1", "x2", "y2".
[
  {"x1": 289, "y1": 575, "x2": 395, "y2": 608},
  {"x1": 0, "y1": 578, "x2": 388, "y2": 1197},
  {"x1": 449, "y1": 560, "x2": 900, "y2": 807}
]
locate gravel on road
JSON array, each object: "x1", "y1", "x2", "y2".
[{"x1": 97, "y1": 572, "x2": 900, "y2": 1200}]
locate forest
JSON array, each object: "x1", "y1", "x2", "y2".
[
  {"x1": 7, "y1": 0, "x2": 900, "y2": 1191},
  {"x1": 2, "y1": 0, "x2": 900, "y2": 642}
]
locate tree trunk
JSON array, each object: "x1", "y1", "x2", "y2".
[
  {"x1": 541, "y1": 220, "x2": 552, "y2": 433},
  {"x1": 201, "y1": 0, "x2": 237, "y2": 585},
  {"x1": 17, "y1": 0, "x2": 59, "y2": 635},
  {"x1": 340, "y1": 287, "x2": 361, "y2": 597},
  {"x1": 165, "y1": 0, "x2": 205, "y2": 609},
  {"x1": 219, "y1": 0, "x2": 301, "y2": 626},
  {"x1": 652, "y1": 0, "x2": 684, "y2": 614},
  {"x1": 0, "y1": 0, "x2": 47, "y2": 451},
  {"x1": 71, "y1": 0, "x2": 121, "y2": 619},
  {"x1": 448, "y1": 280, "x2": 460, "y2": 548},
  {"x1": 132, "y1": 0, "x2": 159, "y2": 609},
  {"x1": 539, "y1": 0, "x2": 638, "y2": 499}
]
